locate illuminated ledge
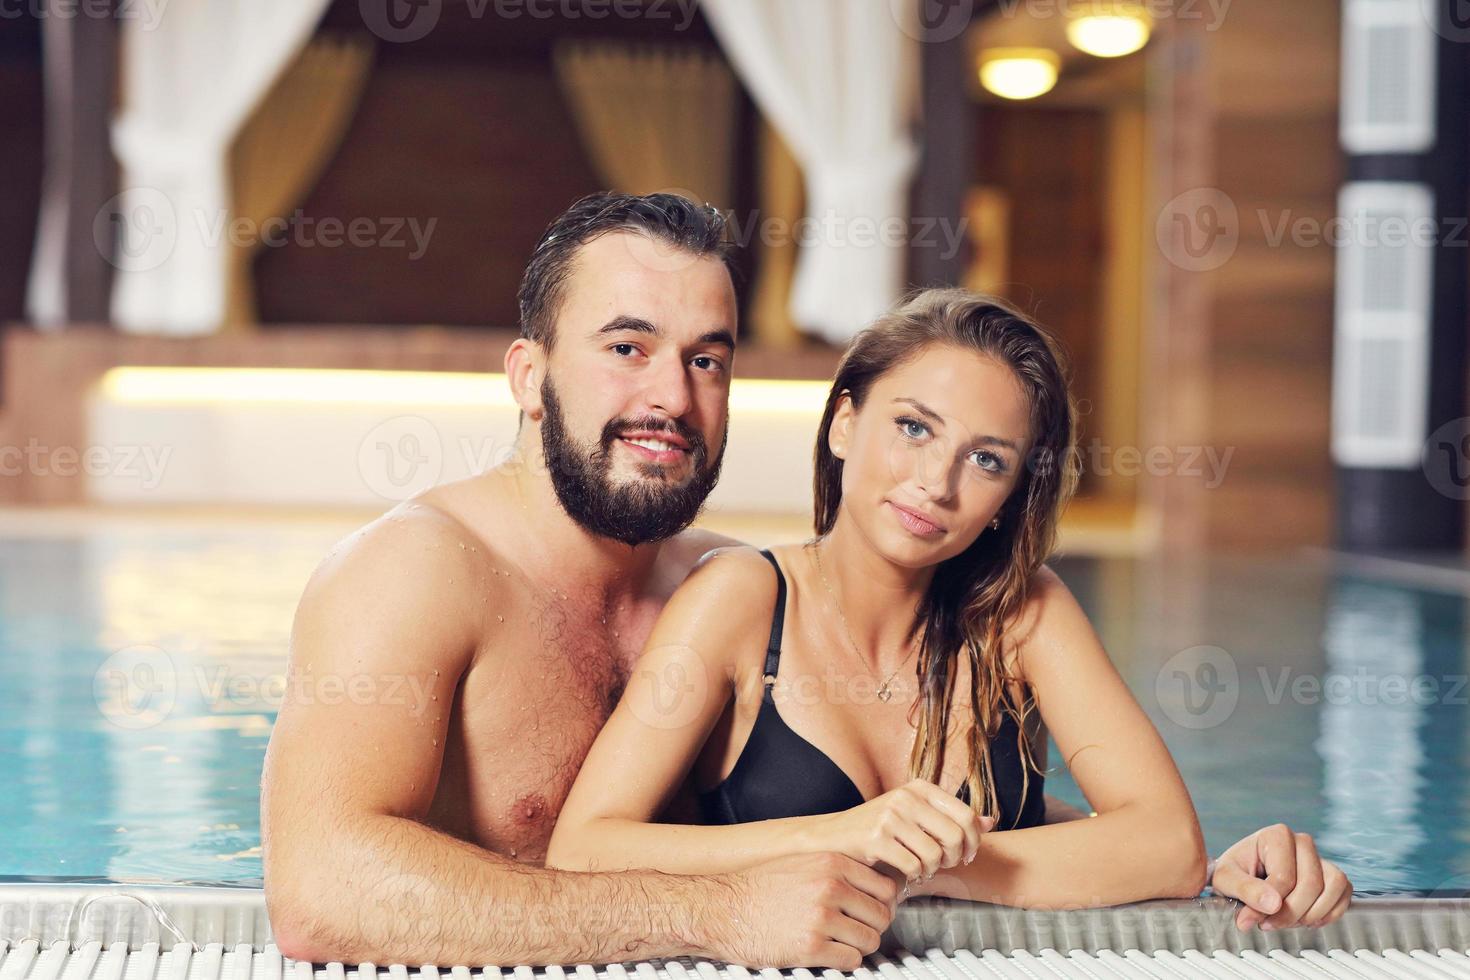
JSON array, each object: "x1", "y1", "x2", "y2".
[
  {"x1": 86, "y1": 368, "x2": 829, "y2": 511},
  {"x1": 97, "y1": 368, "x2": 831, "y2": 415},
  {"x1": 0, "y1": 883, "x2": 1465, "y2": 964}
]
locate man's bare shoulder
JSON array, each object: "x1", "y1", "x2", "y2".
[{"x1": 298, "y1": 497, "x2": 505, "y2": 650}]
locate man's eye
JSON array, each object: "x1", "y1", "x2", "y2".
[
  {"x1": 611, "y1": 343, "x2": 638, "y2": 356},
  {"x1": 692, "y1": 355, "x2": 723, "y2": 372}
]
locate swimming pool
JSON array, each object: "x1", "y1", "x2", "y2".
[{"x1": 2, "y1": 518, "x2": 1467, "y2": 895}]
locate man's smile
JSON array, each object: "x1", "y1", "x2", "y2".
[{"x1": 616, "y1": 430, "x2": 692, "y2": 464}]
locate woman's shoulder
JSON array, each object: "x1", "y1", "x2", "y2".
[
  {"x1": 1002, "y1": 563, "x2": 1072, "y2": 633},
  {"x1": 669, "y1": 544, "x2": 783, "y2": 619},
  {"x1": 654, "y1": 545, "x2": 784, "y2": 687},
  {"x1": 1002, "y1": 562, "x2": 1096, "y2": 683},
  {"x1": 686, "y1": 543, "x2": 780, "y2": 588}
]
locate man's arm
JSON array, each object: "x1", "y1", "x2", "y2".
[
  {"x1": 261, "y1": 512, "x2": 894, "y2": 969},
  {"x1": 261, "y1": 512, "x2": 721, "y2": 964}
]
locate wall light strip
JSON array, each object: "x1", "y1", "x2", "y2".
[{"x1": 97, "y1": 367, "x2": 831, "y2": 415}]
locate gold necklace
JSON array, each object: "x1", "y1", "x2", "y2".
[{"x1": 809, "y1": 538, "x2": 917, "y2": 704}]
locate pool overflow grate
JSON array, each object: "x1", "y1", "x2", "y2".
[{"x1": 1, "y1": 886, "x2": 1468, "y2": 979}]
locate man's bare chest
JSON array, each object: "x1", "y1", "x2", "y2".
[{"x1": 430, "y1": 600, "x2": 658, "y2": 861}]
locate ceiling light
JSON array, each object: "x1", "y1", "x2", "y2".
[
  {"x1": 1067, "y1": 13, "x2": 1152, "y2": 58},
  {"x1": 978, "y1": 48, "x2": 1061, "y2": 101}
]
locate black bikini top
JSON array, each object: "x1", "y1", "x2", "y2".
[{"x1": 697, "y1": 549, "x2": 1046, "y2": 828}]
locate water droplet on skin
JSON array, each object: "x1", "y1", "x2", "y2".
[
  {"x1": 448, "y1": 579, "x2": 454, "y2": 585},
  {"x1": 431, "y1": 694, "x2": 438, "y2": 701},
  {"x1": 459, "y1": 543, "x2": 466, "y2": 550},
  {"x1": 509, "y1": 848, "x2": 518, "y2": 859},
  {"x1": 496, "y1": 615, "x2": 504, "y2": 623},
  {"x1": 431, "y1": 739, "x2": 438, "y2": 747},
  {"x1": 433, "y1": 669, "x2": 440, "y2": 676}
]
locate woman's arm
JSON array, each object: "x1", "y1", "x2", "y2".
[
  {"x1": 546, "y1": 548, "x2": 842, "y2": 875},
  {"x1": 1043, "y1": 796, "x2": 1090, "y2": 824},
  {"x1": 912, "y1": 566, "x2": 1209, "y2": 908}
]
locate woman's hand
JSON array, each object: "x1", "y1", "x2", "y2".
[
  {"x1": 1210, "y1": 824, "x2": 1353, "y2": 931},
  {"x1": 815, "y1": 778, "x2": 996, "y2": 883}
]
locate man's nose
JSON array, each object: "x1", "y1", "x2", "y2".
[{"x1": 642, "y1": 355, "x2": 693, "y2": 418}]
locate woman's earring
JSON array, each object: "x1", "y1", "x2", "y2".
[{"x1": 989, "y1": 517, "x2": 1001, "y2": 530}]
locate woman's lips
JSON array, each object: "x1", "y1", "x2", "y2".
[{"x1": 887, "y1": 500, "x2": 946, "y2": 537}]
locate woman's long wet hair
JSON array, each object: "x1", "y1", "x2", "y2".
[{"x1": 813, "y1": 288, "x2": 1079, "y2": 828}]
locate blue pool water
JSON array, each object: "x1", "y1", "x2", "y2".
[{"x1": 1, "y1": 523, "x2": 1467, "y2": 894}]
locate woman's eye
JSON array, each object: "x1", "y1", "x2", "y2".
[
  {"x1": 971, "y1": 451, "x2": 1004, "y2": 473},
  {"x1": 898, "y1": 417, "x2": 928, "y2": 440}
]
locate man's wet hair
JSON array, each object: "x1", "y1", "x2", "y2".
[{"x1": 517, "y1": 191, "x2": 737, "y2": 350}]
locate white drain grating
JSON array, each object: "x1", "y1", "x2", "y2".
[{"x1": 1, "y1": 885, "x2": 1467, "y2": 980}]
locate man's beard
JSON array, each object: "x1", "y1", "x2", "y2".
[{"x1": 539, "y1": 378, "x2": 726, "y2": 547}]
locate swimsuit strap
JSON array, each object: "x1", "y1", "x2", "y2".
[{"x1": 756, "y1": 549, "x2": 786, "y2": 683}]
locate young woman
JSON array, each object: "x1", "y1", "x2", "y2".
[{"x1": 545, "y1": 289, "x2": 1346, "y2": 918}]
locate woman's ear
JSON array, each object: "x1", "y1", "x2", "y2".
[
  {"x1": 505, "y1": 338, "x2": 546, "y2": 420},
  {"x1": 828, "y1": 392, "x2": 855, "y2": 460}
]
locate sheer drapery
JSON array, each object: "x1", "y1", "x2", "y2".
[
  {"x1": 554, "y1": 41, "x2": 737, "y2": 207},
  {"x1": 701, "y1": 0, "x2": 921, "y2": 342},
  {"x1": 109, "y1": 1, "x2": 335, "y2": 334},
  {"x1": 225, "y1": 35, "x2": 375, "y2": 329}
]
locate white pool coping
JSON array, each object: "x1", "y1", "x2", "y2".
[{"x1": 1, "y1": 882, "x2": 1466, "y2": 961}]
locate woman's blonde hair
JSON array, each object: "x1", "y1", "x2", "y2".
[{"x1": 812, "y1": 288, "x2": 1080, "y2": 826}]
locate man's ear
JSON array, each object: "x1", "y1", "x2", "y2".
[
  {"x1": 828, "y1": 392, "x2": 855, "y2": 460},
  {"x1": 505, "y1": 338, "x2": 546, "y2": 420}
]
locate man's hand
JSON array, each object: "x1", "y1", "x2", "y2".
[
  {"x1": 713, "y1": 852, "x2": 900, "y2": 970},
  {"x1": 1210, "y1": 824, "x2": 1353, "y2": 931}
]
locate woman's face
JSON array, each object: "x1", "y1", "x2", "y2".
[{"x1": 829, "y1": 343, "x2": 1033, "y2": 568}]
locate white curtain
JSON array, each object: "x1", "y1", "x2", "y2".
[
  {"x1": 108, "y1": 1, "x2": 334, "y2": 335},
  {"x1": 700, "y1": 0, "x2": 921, "y2": 343},
  {"x1": 24, "y1": 18, "x2": 74, "y2": 330}
]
